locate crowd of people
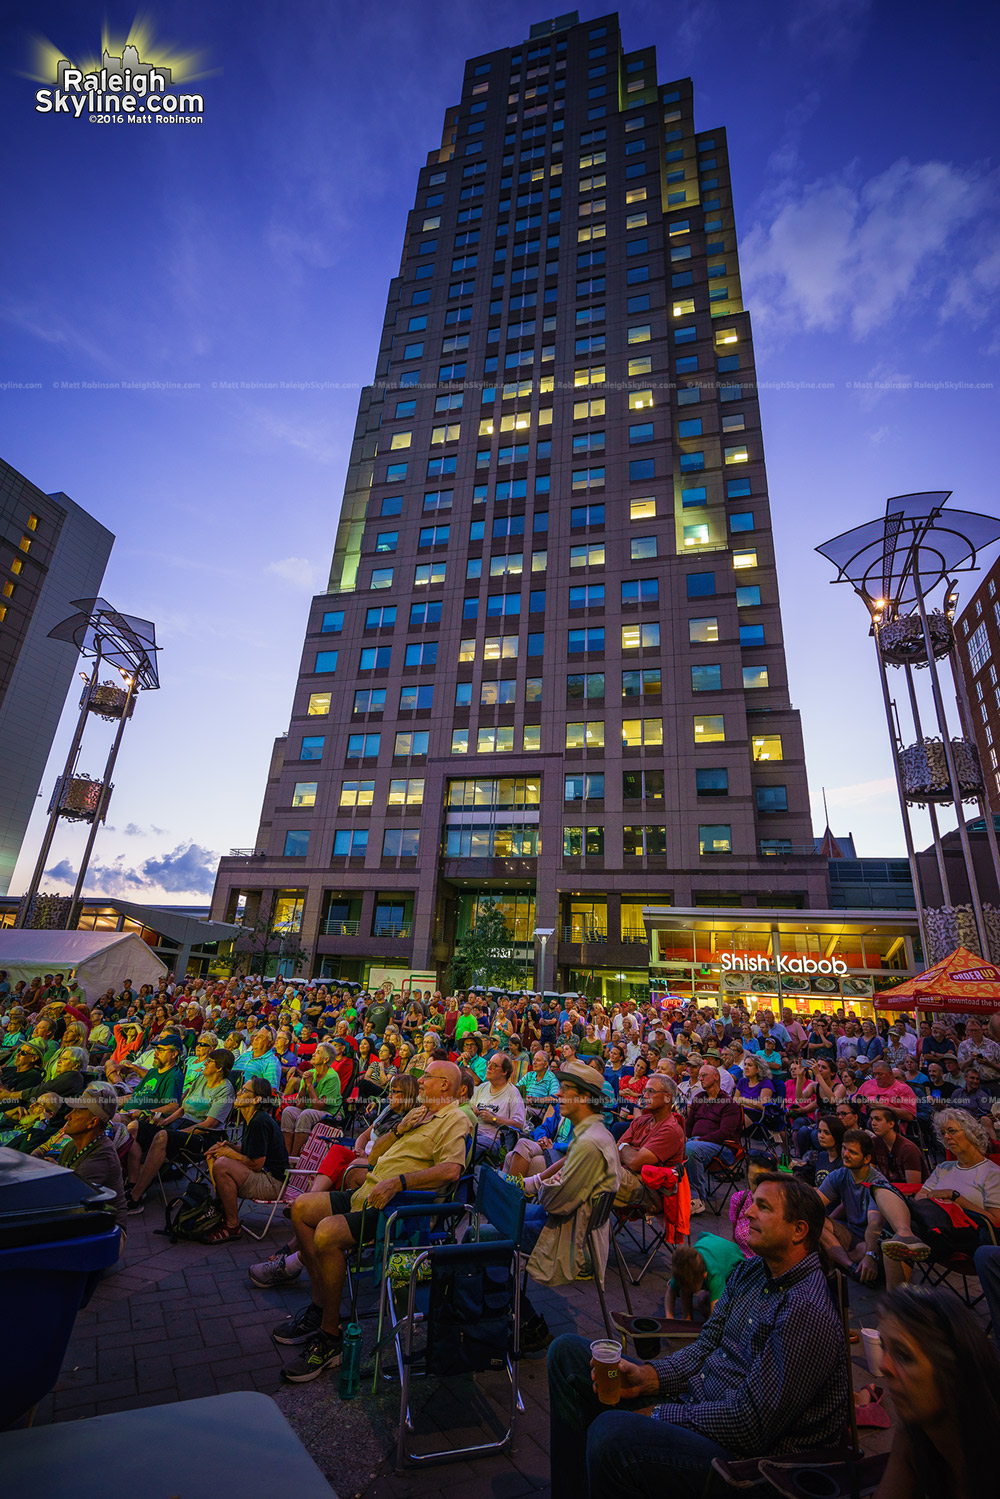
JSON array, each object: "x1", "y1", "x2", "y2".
[{"x1": 1, "y1": 966, "x2": 999, "y2": 1491}]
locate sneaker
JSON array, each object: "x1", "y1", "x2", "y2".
[
  {"x1": 689, "y1": 1197, "x2": 706, "y2": 1215},
  {"x1": 882, "y1": 1237, "x2": 930, "y2": 1263},
  {"x1": 272, "y1": 1302, "x2": 324, "y2": 1345},
  {"x1": 126, "y1": 1194, "x2": 145, "y2": 1216},
  {"x1": 249, "y1": 1252, "x2": 302, "y2": 1289},
  {"x1": 280, "y1": 1328, "x2": 344, "y2": 1382}
]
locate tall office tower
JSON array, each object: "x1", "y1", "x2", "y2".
[
  {"x1": 0, "y1": 457, "x2": 114, "y2": 895},
  {"x1": 955, "y1": 559, "x2": 1000, "y2": 815},
  {"x1": 212, "y1": 10, "x2": 827, "y2": 993}
]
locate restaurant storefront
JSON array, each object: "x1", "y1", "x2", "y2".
[{"x1": 643, "y1": 906, "x2": 922, "y2": 1014}]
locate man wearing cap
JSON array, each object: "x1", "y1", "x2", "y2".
[
  {"x1": 49, "y1": 1084, "x2": 128, "y2": 1245},
  {"x1": 518, "y1": 1058, "x2": 620, "y2": 1350},
  {"x1": 118, "y1": 1034, "x2": 185, "y2": 1204}
]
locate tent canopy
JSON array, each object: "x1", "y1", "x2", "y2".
[
  {"x1": 879, "y1": 945, "x2": 1000, "y2": 1014},
  {"x1": 0, "y1": 930, "x2": 166, "y2": 1001}
]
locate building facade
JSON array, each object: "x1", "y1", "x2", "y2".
[
  {"x1": 955, "y1": 557, "x2": 1000, "y2": 813},
  {"x1": 211, "y1": 9, "x2": 829, "y2": 993},
  {"x1": 0, "y1": 458, "x2": 114, "y2": 895}
]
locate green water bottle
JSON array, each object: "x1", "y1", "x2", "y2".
[{"x1": 338, "y1": 1321, "x2": 363, "y2": 1399}]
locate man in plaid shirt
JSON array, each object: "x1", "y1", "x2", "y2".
[{"x1": 548, "y1": 1174, "x2": 848, "y2": 1499}]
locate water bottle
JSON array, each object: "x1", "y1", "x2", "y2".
[{"x1": 338, "y1": 1321, "x2": 363, "y2": 1399}]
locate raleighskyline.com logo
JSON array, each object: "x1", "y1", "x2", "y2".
[{"x1": 30, "y1": 23, "x2": 207, "y2": 124}]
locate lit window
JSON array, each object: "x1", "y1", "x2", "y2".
[
  {"x1": 725, "y1": 444, "x2": 749, "y2": 464},
  {"x1": 307, "y1": 693, "x2": 331, "y2": 715},
  {"x1": 689, "y1": 617, "x2": 718, "y2": 643},
  {"x1": 477, "y1": 726, "x2": 515, "y2": 753},
  {"x1": 570, "y1": 543, "x2": 605, "y2": 567},
  {"x1": 733, "y1": 549, "x2": 758, "y2": 569},
  {"x1": 694, "y1": 715, "x2": 725, "y2": 743},
  {"x1": 340, "y1": 779, "x2": 375, "y2": 807},
  {"x1": 743, "y1": 665, "x2": 770, "y2": 689},
  {"x1": 292, "y1": 782, "x2": 317, "y2": 807},
  {"x1": 390, "y1": 431, "x2": 411, "y2": 450},
  {"x1": 566, "y1": 721, "x2": 605, "y2": 749},
  {"x1": 523, "y1": 725, "x2": 541, "y2": 751},
  {"x1": 715, "y1": 327, "x2": 739, "y2": 347},
  {"x1": 622, "y1": 717, "x2": 662, "y2": 748},
  {"x1": 452, "y1": 730, "x2": 469, "y2": 753},
  {"x1": 672, "y1": 300, "x2": 695, "y2": 318},
  {"x1": 574, "y1": 365, "x2": 606, "y2": 387},
  {"x1": 422, "y1": 216, "x2": 441, "y2": 231},
  {"x1": 573, "y1": 398, "x2": 606, "y2": 418},
  {"x1": 684, "y1": 523, "x2": 710, "y2": 547},
  {"x1": 431, "y1": 424, "x2": 461, "y2": 443},
  {"x1": 625, "y1": 186, "x2": 647, "y2": 203},
  {"x1": 752, "y1": 735, "x2": 783, "y2": 762},
  {"x1": 629, "y1": 389, "x2": 654, "y2": 410},
  {"x1": 27, "y1": 513, "x2": 39, "y2": 529},
  {"x1": 628, "y1": 355, "x2": 652, "y2": 375},
  {"x1": 621, "y1": 623, "x2": 660, "y2": 649},
  {"x1": 484, "y1": 635, "x2": 519, "y2": 659},
  {"x1": 699, "y1": 824, "x2": 732, "y2": 854},
  {"x1": 626, "y1": 212, "x2": 648, "y2": 229},
  {"x1": 630, "y1": 497, "x2": 656, "y2": 520},
  {"x1": 627, "y1": 324, "x2": 651, "y2": 344}
]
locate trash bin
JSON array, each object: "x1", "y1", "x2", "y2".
[{"x1": 0, "y1": 1147, "x2": 121, "y2": 1428}]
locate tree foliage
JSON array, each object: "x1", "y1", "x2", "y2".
[{"x1": 447, "y1": 900, "x2": 524, "y2": 991}]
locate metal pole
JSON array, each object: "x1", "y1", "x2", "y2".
[
  {"x1": 872, "y1": 632, "x2": 931, "y2": 965},
  {"x1": 912, "y1": 576, "x2": 990, "y2": 957},
  {"x1": 68, "y1": 670, "x2": 141, "y2": 928},
  {"x1": 16, "y1": 648, "x2": 103, "y2": 926},
  {"x1": 949, "y1": 631, "x2": 1000, "y2": 934},
  {"x1": 902, "y1": 662, "x2": 952, "y2": 906}
]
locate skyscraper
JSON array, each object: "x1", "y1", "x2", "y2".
[
  {"x1": 0, "y1": 457, "x2": 114, "y2": 895},
  {"x1": 211, "y1": 10, "x2": 827, "y2": 992}
]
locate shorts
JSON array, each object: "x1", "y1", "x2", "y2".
[
  {"x1": 326, "y1": 1187, "x2": 380, "y2": 1246},
  {"x1": 238, "y1": 1170, "x2": 284, "y2": 1201},
  {"x1": 134, "y1": 1118, "x2": 164, "y2": 1153},
  {"x1": 163, "y1": 1124, "x2": 222, "y2": 1161}
]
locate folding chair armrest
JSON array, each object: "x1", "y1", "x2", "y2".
[{"x1": 383, "y1": 1202, "x2": 469, "y2": 1228}]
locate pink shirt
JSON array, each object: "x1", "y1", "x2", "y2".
[{"x1": 855, "y1": 1078, "x2": 917, "y2": 1113}]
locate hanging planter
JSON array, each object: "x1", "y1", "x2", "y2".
[
  {"x1": 897, "y1": 736, "x2": 983, "y2": 803},
  {"x1": 86, "y1": 681, "x2": 133, "y2": 721},
  {"x1": 924, "y1": 904, "x2": 1000, "y2": 966},
  {"x1": 48, "y1": 775, "x2": 112, "y2": 823},
  {"x1": 877, "y1": 612, "x2": 953, "y2": 668}
]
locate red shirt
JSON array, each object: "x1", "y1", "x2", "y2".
[{"x1": 620, "y1": 1110, "x2": 685, "y2": 1166}]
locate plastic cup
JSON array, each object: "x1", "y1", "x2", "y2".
[
  {"x1": 590, "y1": 1338, "x2": 623, "y2": 1405},
  {"x1": 860, "y1": 1327, "x2": 883, "y2": 1376}
]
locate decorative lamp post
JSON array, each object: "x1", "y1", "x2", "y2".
[
  {"x1": 533, "y1": 926, "x2": 555, "y2": 996},
  {"x1": 817, "y1": 493, "x2": 1000, "y2": 964},
  {"x1": 17, "y1": 598, "x2": 161, "y2": 929}
]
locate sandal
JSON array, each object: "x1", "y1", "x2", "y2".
[{"x1": 202, "y1": 1222, "x2": 243, "y2": 1244}]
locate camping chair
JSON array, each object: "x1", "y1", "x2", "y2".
[
  {"x1": 237, "y1": 1119, "x2": 339, "y2": 1240},
  {"x1": 704, "y1": 1138, "x2": 747, "y2": 1213},
  {"x1": 389, "y1": 1192, "x2": 522, "y2": 1471},
  {"x1": 611, "y1": 1161, "x2": 689, "y2": 1286},
  {"x1": 585, "y1": 1189, "x2": 632, "y2": 1339},
  {"x1": 916, "y1": 1208, "x2": 998, "y2": 1309},
  {"x1": 711, "y1": 1269, "x2": 889, "y2": 1499}
]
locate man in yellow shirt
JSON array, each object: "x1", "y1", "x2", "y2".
[{"x1": 273, "y1": 1059, "x2": 470, "y2": 1382}]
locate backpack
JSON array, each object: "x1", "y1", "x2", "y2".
[{"x1": 161, "y1": 1179, "x2": 224, "y2": 1242}]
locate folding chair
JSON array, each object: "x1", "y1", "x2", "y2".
[
  {"x1": 704, "y1": 1138, "x2": 746, "y2": 1213},
  {"x1": 238, "y1": 1118, "x2": 339, "y2": 1240},
  {"x1": 916, "y1": 1209, "x2": 998, "y2": 1309},
  {"x1": 392, "y1": 1237, "x2": 521, "y2": 1468},
  {"x1": 612, "y1": 1162, "x2": 688, "y2": 1286}
]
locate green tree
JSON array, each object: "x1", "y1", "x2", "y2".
[{"x1": 448, "y1": 900, "x2": 523, "y2": 991}]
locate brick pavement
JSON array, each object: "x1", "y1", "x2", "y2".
[{"x1": 30, "y1": 1190, "x2": 976, "y2": 1498}]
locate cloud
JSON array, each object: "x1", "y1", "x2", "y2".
[
  {"x1": 787, "y1": 0, "x2": 872, "y2": 58},
  {"x1": 742, "y1": 158, "x2": 997, "y2": 339},
  {"x1": 45, "y1": 842, "x2": 220, "y2": 898},
  {"x1": 267, "y1": 555, "x2": 324, "y2": 591},
  {"x1": 120, "y1": 822, "x2": 170, "y2": 838}
]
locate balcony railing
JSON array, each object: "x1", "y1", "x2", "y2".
[
  {"x1": 373, "y1": 922, "x2": 413, "y2": 939},
  {"x1": 322, "y1": 919, "x2": 361, "y2": 936},
  {"x1": 561, "y1": 925, "x2": 609, "y2": 943}
]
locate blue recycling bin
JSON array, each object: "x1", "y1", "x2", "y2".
[{"x1": 0, "y1": 1148, "x2": 121, "y2": 1428}]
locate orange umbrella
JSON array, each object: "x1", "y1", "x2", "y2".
[{"x1": 879, "y1": 945, "x2": 1000, "y2": 1014}]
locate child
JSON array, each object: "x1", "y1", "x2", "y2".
[
  {"x1": 666, "y1": 1233, "x2": 745, "y2": 1321},
  {"x1": 728, "y1": 1160, "x2": 772, "y2": 1256}
]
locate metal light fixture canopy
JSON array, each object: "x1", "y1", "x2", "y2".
[
  {"x1": 816, "y1": 492, "x2": 1000, "y2": 966},
  {"x1": 48, "y1": 596, "x2": 160, "y2": 688}
]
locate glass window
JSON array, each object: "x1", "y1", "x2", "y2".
[
  {"x1": 686, "y1": 572, "x2": 715, "y2": 598},
  {"x1": 683, "y1": 523, "x2": 710, "y2": 547},
  {"x1": 752, "y1": 735, "x2": 783, "y2": 761},
  {"x1": 737, "y1": 585, "x2": 761, "y2": 607},
  {"x1": 623, "y1": 826, "x2": 667, "y2": 857},
  {"x1": 699, "y1": 824, "x2": 732, "y2": 854},
  {"x1": 756, "y1": 785, "x2": 788, "y2": 811},
  {"x1": 743, "y1": 665, "x2": 769, "y2": 689},
  {"x1": 321, "y1": 611, "x2": 344, "y2": 633},
  {"x1": 346, "y1": 732, "x2": 380, "y2": 758},
  {"x1": 307, "y1": 693, "x2": 331, "y2": 715},
  {"x1": 333, "y1": 829, "x2": 368, "y2": 856},
  {"x1": 314, "y1": 650, "x2": 338, "y2": 673},
  {"x1": 697, "y1": 767, "x2": 728, "y2": 796},
  {"x1": 630, "y1": 535, "x2": 657, "y2": 560},
  {"x1": 371, "y1": 568, "x2": 394, "y2": 589},
  {"x1": 694, "y1": 715, "x2": 725, "y2": 743},
  {"x1": 565, "y1": 721, "x2": 605, "y2": 749},
  {"x1": 353, "y1": 688, "x2": 386, "y2": 714},
  {"x1": 359, "y1": 646, "x2": 391, "y2": 670},
  {"x1": 733, "y1": 549, "x2": 758, "y2": 570},
  {"x1": 382, "y1": 828, "x2": 420, "y2": 858},
  {"x1": 388, "y1": 777, "x2": 424, "y2": 807},
  {"x1": 394, "y1": 731, "x2": 429, "y2": 756},
  {"x1": 621, "y1": 623, "x2": 659, "y2": 649},
  {"x1": 725, "y1": 444, "x2": 749, "y2": 464},
  {"x1": 740, "y1": 624, "x2": 766, "y2": 646},
  {"x1": 340, "y1": 779, "x2": 375, "y2": 807},
  {"x1": 692, "y1": 664, "x2": 722, "y2": 692},
  {"x1": 399, "y1": 684, "x2": 435, "y2": 710},
  {"x1": 630, "y1": 497, "x2": 656, "y2": 521},
  {"x1": 300, "y1": 735, "x2": 325, "y2": 761},
  {"x1": 283, "y1": 830, "x2": 310, "y2": 857},
  {"x1": 291, "y1": 782, "x2": 317, "y2": 807},
  {"x1": 621, "y1": 717, "x2": 663, "y2": 748},
  {"x1": 477, "y1": 726, "x2": 515, "y2": 753},
  {"x1": 563, "y1": 826, "x2": 605, "y2": 857},
  {"x1": 689, "y1": 617, "x2": 718, "y2": 643},
  {"x1": 564, "y1": 773, "x2": 604, "y2": 801}
]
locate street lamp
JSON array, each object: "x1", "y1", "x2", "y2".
[{"x1": 533, "y1": 927, "x2": 555, "y2": 996}]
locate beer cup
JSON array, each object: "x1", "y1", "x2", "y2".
[{"x1": 590, "y1": 1338, "x2": 622, "y2": 1406}]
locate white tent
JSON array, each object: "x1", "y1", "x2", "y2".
[{"x1": 0, "y1": 930, "x2": 166, "y2": 1001}]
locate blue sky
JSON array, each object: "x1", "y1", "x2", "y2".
[{"x1": 1, "y1": 0, "x2": 998, "y2": 900}]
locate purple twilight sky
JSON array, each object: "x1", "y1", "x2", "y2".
[{"x1": 1, "y1": 0, "x2": 998, "y2": 902}]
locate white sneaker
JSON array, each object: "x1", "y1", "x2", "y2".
[{"x1": 689, "y1": 1197, "x2": 706, "y2": 1215}]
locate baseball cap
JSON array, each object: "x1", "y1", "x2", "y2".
[
  {"x1": 77, "y1": 1084, "x2": 118, "y2": 1124},
  {"x1": 155, "y1": 1032, "x2": 184, "y2": 1053}
]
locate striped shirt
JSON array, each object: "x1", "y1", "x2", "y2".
[{"x1": 650, "y1": 1251, "x2": 848, "y2": 1455}]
